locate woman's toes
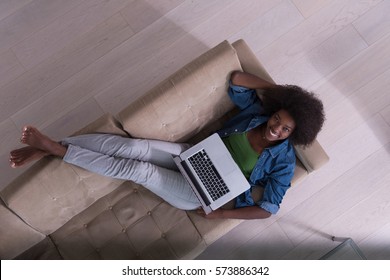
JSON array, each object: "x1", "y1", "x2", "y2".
[{"x1": 23, "y1": 126, "x2": 32, "y2": 132}]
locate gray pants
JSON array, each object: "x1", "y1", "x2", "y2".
[{"x1": 61, "y1": 134, "x2": 201, "y2": 210}]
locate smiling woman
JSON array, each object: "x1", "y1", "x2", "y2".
[
  {"x1": 261, "y1": 84, "x2": 325, "y2": 147},
  {"x1": 9, "y1": 70, "x2": 325, "y2": 221},
  {"x1": 202, "y1": 71, "x2": 325, "y2": 219},
  {"x1": 230, "y1": 71, "x2": 325, "y2": 147}
]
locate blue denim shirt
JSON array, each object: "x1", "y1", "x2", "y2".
[{"x1": 217, "y1": 83, "x2": 296, "y2": 214}]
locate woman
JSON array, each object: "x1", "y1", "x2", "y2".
[{"x1": 9, "y1": 71, "x2": 325, "y2": 219}]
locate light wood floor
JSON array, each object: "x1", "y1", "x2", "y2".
[{"x1": 1, "y1": 0, "x2": 389, "y2": 259}]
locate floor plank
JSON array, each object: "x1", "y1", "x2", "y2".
[
  {"x1": 291, "y1": 0, "x2": 334, "y2": 18},
  {"x1": 120, "y1": 0, "x2": 184, "y2": 33},
  {"x1": 258, "y1": 0, "x2": 382, "y2": 76},
  {"x1": 0, "y1": 0, "x2": 81, "y2": 54},
  {"x1": 279, "y1": 113, "x2": 390, "y2": 217},
  {"x1": 278, "y1": 141, "x2": 390, "y2": 246},
  {"x1": 12, "y1": 0, "x2": 132, "y2": 69},
  {"x1": 319, "y1": 67, "x2": 390, "y2": 147},
  {"x1": 228, "y1": 0, "x2": 303, "y2": 53},
  {"x1": 0, "y1": 50, "x2": 25, "y2": 88},
  {"x1": 273, "y1": 24, "x2": 368, "y2": 86},
  {"x1": 0, "y1": 0, "x2": 33, "y2": 22},
  {"x1": 6, "y1": 14, "x2": 134, "y2": 126},
  {"x1": 353, "y1": 0, "x2": 390, "y2": 45},
  {"x1": 310, "y1": 32, "x2": 390, "y2": 109},
  {"x1": 196, "y1": 217, "x2": 278, "y2": 259},
  {"x1": 9, "y1": 0, "x2": 236, "y2": 129},
  {"x1": 359, "y1": 221, "x2": 390, "y2": 260},
  {"x1": 324, "y1": 160, "x2": 390, "y2": 244},
  {"x1": 381, "y1": 104, "x2": 390, "y2": 125},
  {"x1": 226, "y1": 222, "x2": 294, "y2": 260}
]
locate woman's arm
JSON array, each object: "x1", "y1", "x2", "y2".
[
  {"x1": 230, "y1": 71, "x2": 276, "y2": 89},
  {"x1": 197, "y1": 206, "x2": 272, "y2": 220}
]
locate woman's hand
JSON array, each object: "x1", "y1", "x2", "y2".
[
  {"x1": 196, "y1": 208, "x2": 224, "y2": 219},
  {"x1": 196, "y1": 206, "x2": 272, "y2": 220}
]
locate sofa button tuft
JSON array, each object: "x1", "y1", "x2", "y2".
[
  {"x1": 109, "y1": 206, "x2": 113, "y2": 210},
  {"x1": 147, "y1": 211, "x2": 152, "y2": 216},
  {"x1": 83, "y1": 224, "x2": 88, "y2": 228},
  {"x1": 161, "y1": 233, "x2": 167, "y2": 239}
]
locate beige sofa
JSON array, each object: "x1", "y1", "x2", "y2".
[{"x1": 0, "y1": 40, "x2": 328, "y2": 260}]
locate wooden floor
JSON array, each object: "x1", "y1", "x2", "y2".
[{"x1": 1, "y1": 0, "x2": 389, "y2": 259}]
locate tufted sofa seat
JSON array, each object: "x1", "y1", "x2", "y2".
[{"x1": 0, "y1": 40, "x2": 328, "y2": 260}]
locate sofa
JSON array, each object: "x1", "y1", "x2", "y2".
[{"x1": 0, "y1": 40, "x2": 329, "y2": 260}]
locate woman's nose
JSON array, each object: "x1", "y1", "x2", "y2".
[{"x1": 272, "y1": 124, "x2": 282, "y2": 133}]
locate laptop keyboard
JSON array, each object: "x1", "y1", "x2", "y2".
[{"x1": 188, "y1": 149, "x2": 230, "y2": 201}]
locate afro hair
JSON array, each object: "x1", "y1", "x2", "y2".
[{"x1": 261, "y1": 85, "x2": 325, "y2": 146}]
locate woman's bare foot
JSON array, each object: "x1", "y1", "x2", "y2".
[
  {"x1": 9, "y1": 146, "x2": 49, "y2": 168},
  {"x1": 20, "y1": 126, "x2": 67, "y2": 157}
]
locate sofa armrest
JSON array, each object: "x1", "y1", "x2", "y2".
[
  {"x1": 232, "y1": 39, "x2": 274, "y2": 84},
  {"x1": 0, "y1": 200, "x2": 45, "y2": 259},
  {"x1": 1, "y1": 114, "x2": 128, "y2": 235},
  {"x1": 294, "y1": 141, "x2": 329, "y2": 173}
]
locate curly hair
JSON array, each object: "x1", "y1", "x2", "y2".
[{"x1": 261, "y1": 85, "x2": 325, "y2": 146}]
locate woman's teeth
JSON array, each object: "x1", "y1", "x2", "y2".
[{"x1": 270, "y1": 129, "x2": 278, "y2": 138}]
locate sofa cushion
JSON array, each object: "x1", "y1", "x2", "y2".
[
  {"x1": 118, "y1": 40, "x2": 243, "y2": 143},
  {"x1": 14, "y1": 237, "x2": 62, "y2": 260},
  {"x1": 0, "y1": 200, "x2": 45, "y2": 259},
  {"x1": 50, "y1": 181, "x2": 206, "y2": 259}
]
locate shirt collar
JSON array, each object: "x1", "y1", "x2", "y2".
[{"x1": 267, "y1": 138, "x2": 290, "y2": 158}]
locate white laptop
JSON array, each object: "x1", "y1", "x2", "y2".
[{"x1": 173, "y1": 133, "x2": 250, "y2": 214}]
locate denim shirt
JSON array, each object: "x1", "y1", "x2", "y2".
[{"x1": 217, "y1": 83, "x2": 296, "y2": 214}]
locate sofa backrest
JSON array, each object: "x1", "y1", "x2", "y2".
[{"x1": 118, "y1": 41, "x2": 243, "y2": 143}]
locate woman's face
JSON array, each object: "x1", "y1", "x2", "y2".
[{"x1": 265, "y1": 109, "x2": 296, "y2": 142}]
